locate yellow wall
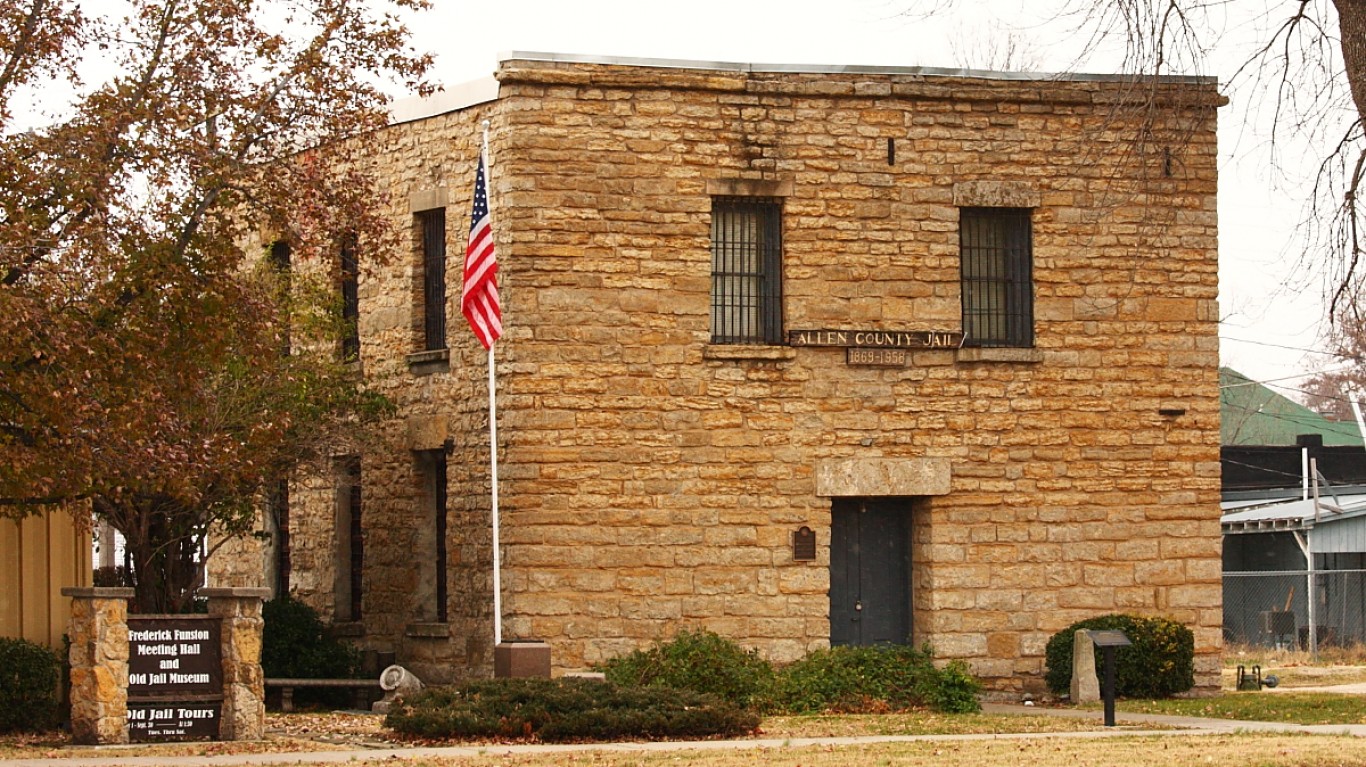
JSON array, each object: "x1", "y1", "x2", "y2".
[{"x1": 0, "y1": 512, "x2": 93, "y2": 648}]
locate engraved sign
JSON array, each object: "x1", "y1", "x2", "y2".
[
  {"x1": 127, "y1": 616, "x2": 222, "y2": 741},
  {"x1": 846, "y1": 348, "x2": 906, "y2": 367},
  {"x1": 126, "y1": 702, "x2": 221, "y2": 741},
  {"x1": 788, "y1": 329, "x2": 963, "y2": 349}
]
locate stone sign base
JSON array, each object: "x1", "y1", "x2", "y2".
[
  {"x1": 494, "y1": 642, "x2": 551, "y2": 678},
  {"x1": 63, "y1": 587, "x2": 270, "y2": 744}
]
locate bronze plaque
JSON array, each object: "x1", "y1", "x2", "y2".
[
  {"x1": 793, "y1": 526, "x2": 817, "y2": 561},
  {"x1": 846, "y1": 348, "x2": 906, "y2": 367},
  {"x1": 127, "y1": 616, "x2": 223, "y2": 741},
  {"x1": 789, "y1": 329, "x2": 963, "y2": 349}
]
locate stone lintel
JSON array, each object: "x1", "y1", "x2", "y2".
[
  {"x1": 407, "y1": 415, "x2": 449, "y2": 451},
  {"x1": 705, "y1": 179, "x2": 794, "y2": 198},
  {"x1": 62, "y1": 587, "x2": 135, "y2": 599},
  {"x1": 814, "y1": 457, "x2": 951, "y2": 497},
  {"x1": 953, "y1": 181, "x2": 1040, "y2": 208},
  {"x1": 409, "y1": 187, "x2": 449, "y2": 213},
  {"x1": 200, "y1": 588, "x2": 272, "y2": 600}
]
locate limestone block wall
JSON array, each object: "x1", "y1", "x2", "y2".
[
  {"x1": 64, "y1": 588, "x2": 131, "y2": 745},
  {"x1": 246, "y1": 57, "x2": 1222, "y2": 693}
]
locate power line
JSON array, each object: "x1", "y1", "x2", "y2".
[{"x1": 1220, "y1": 334, "x2": 1358, "y2": 360}]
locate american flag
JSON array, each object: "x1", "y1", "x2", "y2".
[{"x1": 462, "y1": 155, "x2": 502, "y2": 349}]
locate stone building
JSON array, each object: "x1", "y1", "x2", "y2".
[{"x1": 213, "y1": 53, "x2": 1224, "y2": 693}]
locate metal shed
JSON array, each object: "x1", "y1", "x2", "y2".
[{"x1": 1222, "y1": 493, "x2": 1366, "y2": 650}]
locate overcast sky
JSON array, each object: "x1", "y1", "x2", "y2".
[
  {"x1": 398, "y1": 0, "x2": 1341, "y2": 396},
  {"x1": 37, "y1": 0, "x2": 1342, "y2": 397}
]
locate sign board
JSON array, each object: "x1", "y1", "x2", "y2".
[
  {"x1": 127, "y1": 615, "x2": 222, "y2": 741},
  {"x1": 846, "y1": 348, "x2": 906, "y2": 367},
  {"x1": 788, "y1": 329, "x2": 963, "y2": 349},
  {"x1": 126, "y1": 701, "x2": 222, "y2": 741},
  {"x1": 1086, "y1": 629, "x2": 1133, "y2": 648}
]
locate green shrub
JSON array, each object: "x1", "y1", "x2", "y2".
[
  {"x1": 0, "y1": 637, "x2": 62, "y2": 733},
  {"x1": 597, "y1": 629, "x2": 775, "y2": 709},
  {"x1": 384, "y1": 677, "x2": 759, "y2": 742},
  {"x1": 1043, "y1": 614, "x2": 1194, "y2": 698},
  {"x1": 772, "y1": 644, "x2": 981, "y2": 714},
  {"x1": 261, "y1": 597, "x2": 361, "y2": 708}
]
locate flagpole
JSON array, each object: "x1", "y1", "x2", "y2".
[{"x1": 483, "y1": 119, "x2": 503, "y2": 649}]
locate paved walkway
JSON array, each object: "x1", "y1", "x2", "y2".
[{"x1": 3, "y1": 701, "x2": 1364, "y2": 767}]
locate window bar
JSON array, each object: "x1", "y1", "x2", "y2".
[
  {"x1": 348, "y1": 459, "x2": 363, "y2": 621},
  {"x1": 340, "y1": 235, "x2": 360, "y2": 361},
  {"x1": 422, "y1": 210, "x2": 447, "y2": 351},
  {"x1": 434, "y1": 451, "x2": 448, "y2": 624},
  {"x1": 272, "y1": 479, "x2": 290, "y2": 597}
]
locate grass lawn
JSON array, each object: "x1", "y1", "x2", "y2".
[
  {"x1": 390, "y1": 736, "x2": 1366, "y2": 767},
  {"x1": 2, "y1": 723, "x2": 1365, "y2": 767},
  {"x1": 1117, "y1": 693, "x2": 1366, "y2": 726},
  {"x1": 0, "y1": 710, "x2": 1111, "y2": 759},
  {"x1": 6, "y1": 734, "x2": 1356, "y2": 767}
]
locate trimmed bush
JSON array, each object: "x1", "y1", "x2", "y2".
[
  {"x1": 772, "y1": 644, "x2": 981, "y2": 714},
  {"x1": 0, "y1": 637, "x2": 62, "y2": 733},
  {"x1": 1044, "y1": 614, "x2": 1195, "y2": 698},
  {"x1": 384, "y1": 677, "x2": 760, "y2": 742},
  {"x1": 261, "y1": 597, "x2": 361, "y2": 708},
  {"x1": 598, "y1": 629, "x2": 775, "y2": 709}
]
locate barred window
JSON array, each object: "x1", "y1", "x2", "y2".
[
  {"x1": 960, "y1": 208, "x2": 1034, "y2": 347},
  {"x1": 415, "y1": 448, "x2": 448, "y2": 623},
  {"x1": 711, "y1": 197, "x2": 783, "y2": 345},
  {"x1": 267, "y1": 479, "x2": 289, "y2": 599},
  {"x1": 417, "y1": 209, "x2": 446, "y2": 351},
  {"x1": 335, "y1": 457, "x2": 363, "y2": 622},
  {"x1": 340, "y1": 234, "x2": 359, "y2": 362}
]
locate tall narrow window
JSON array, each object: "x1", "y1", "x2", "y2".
[
  {"x1": 417, "y1": 209, "x2": 447, "y2": 351},
  {"x1": 711, "y1": 197, "x2": 783, "y2": 344},
  {"x1": 335, "y1": 457, "x2": 363, "y2": 622},
  {"x1": 268, "y1": 479, "x2": 290, "y2": 599},
  {"x1": 269, "y1": 240, "x2": 292, "y2": 355},
  {"x1": 416, "y1": 449, "x2": 448, "y2": 623},
  {"x1": 960, "y1": 208, "x2": 1034, "y2": 347},
  {"x1": 340, "y1": 234, "x2": 360, "y2": 362}
]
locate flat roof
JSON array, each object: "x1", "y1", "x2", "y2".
[
  {"x1": 499, "y1": 50, "x2": 1217, "y2": 84},
  {"x1": 1221, "y1": 493, "x2": 1366, "y2": 534},
  {"x1": 388, "y1": 50, "x2": 1217, "y2": 126}
]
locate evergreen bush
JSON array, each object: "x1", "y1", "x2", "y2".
[
  {"x1": 261, "y1": 597, "x2": 361, "y2": 708},
  {"x1": 0, "y1": 637, "x2": 62, "y2": 733},
  {"x1": 1043, "y1": 613, "x2": 1194, "y2": 698},
  {"x1": 384, "y1": 677, "x2": 759, "y2": 742},
  {"x1": 597, "y1": 629, "x2": 775, "y2": 709},
  {"x1": 772, "y1": 644, "x2": 981, "y2": 714}
]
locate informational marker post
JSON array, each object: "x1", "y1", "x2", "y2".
[{"x1": 126, "y1": 615, "x2": 223, "y2": 741}]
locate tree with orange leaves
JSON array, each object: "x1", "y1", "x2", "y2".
[{"x1": 0, "y1": 0, "x2": 429, "y2": 612}]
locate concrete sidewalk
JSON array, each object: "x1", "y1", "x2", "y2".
[{"x1": 2, "y1": 705, "x2": 1362, "y2": 767}]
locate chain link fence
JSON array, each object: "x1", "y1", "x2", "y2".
[{"x1": 1224, "y1": 569, "x2": 1366, "y2": 650}]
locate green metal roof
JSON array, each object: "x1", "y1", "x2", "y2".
[{"x1": 1221, "y1": 367, "x2": 1365, "y2": 447}]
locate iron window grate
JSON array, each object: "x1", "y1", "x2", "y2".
[
  {"x1": 711, "y1": 197, "x2": 783, "y2": 345},
  {"x1": 960, "y1": 207, "x2": 1034, "y2": 347},
  {"x1": 418, "y1": 209, "x2": 447, "y2": 351}
]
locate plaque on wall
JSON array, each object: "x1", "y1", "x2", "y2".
[
  {"x1": 127, "y1": 615, "x2": 223, "y2": 741},
  {"x1": 792, "y1": 526, "x2": 817, "y2": 561},
  {"x1": 846, "y1": 348, "x2": 907, "y2": 367},
  {"x1": 788, "y1": 329, "x2": 963, "y2": 349}
]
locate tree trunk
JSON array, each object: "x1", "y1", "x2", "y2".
[
  {"x1": 1336, "y1": 0, "x2": 1366, "y2": 128},
  {"x1": 105, "y1": 496, "x2": 204, "y2": 614}
]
